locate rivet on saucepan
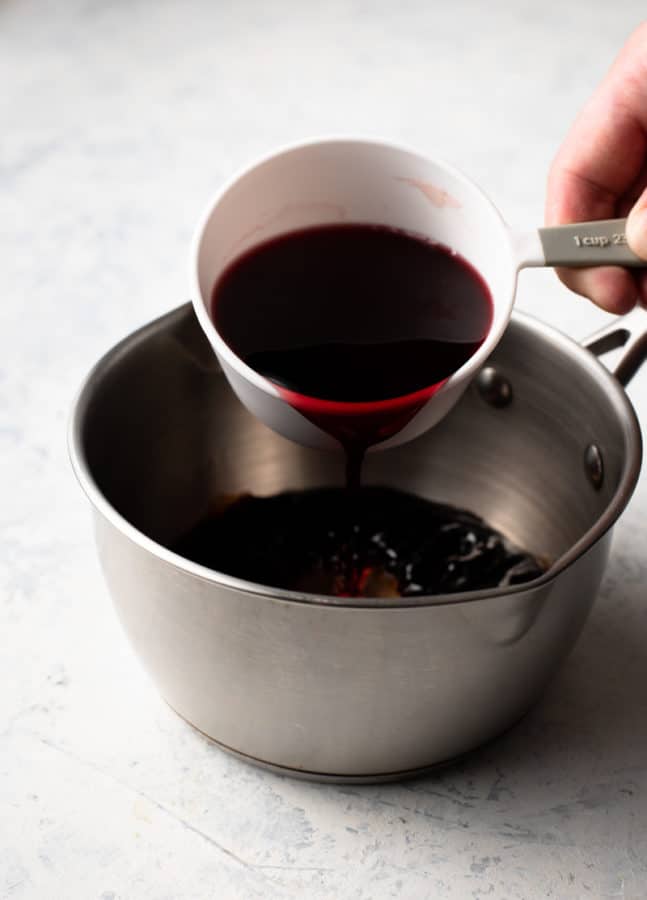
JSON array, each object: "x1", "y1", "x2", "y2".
[
  {"x1": 584, "y1": 443, "x2": 604, "y2": 490},
  {"x1": 475, "y1": 367, "x2": 513, "y2": 408}
]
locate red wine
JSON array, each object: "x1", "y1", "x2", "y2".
[
  {"x1": 172, "y1": 487, "x2": 545, "y2": 598},
  {"x1": 211, "y1": 224, "x2": 493, "y2": 483}
]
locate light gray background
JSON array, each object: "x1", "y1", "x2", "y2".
[{"x1": 2, "y1": 1, "x2": 647, "y2": 898}]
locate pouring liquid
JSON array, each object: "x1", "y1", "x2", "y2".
[
  {"x1": 212, "y1": 223, "x2": 493, "y2": 481},
  {"x1": 196, "y1": 224, "x2": 545, "y2": 598}
]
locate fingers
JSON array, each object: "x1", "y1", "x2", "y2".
[
  {"x1": 553, "y1": 265, "x2": 638, "y2": 314},
  {"x1": 636, "y1": 270, "x2": 647, "y2": 308},
  {"x1": 547, "y1": 167, "x2": 638, "y2": 313},
  {"x1": 548, "y1": 24, "x2": 647, "y2": 206},
  {"x1": 626, "y1": 186, "x2": 647, "y2": 260},
  {"x1": 545, "y1": 23, "x2": 647, "y2": 312}
]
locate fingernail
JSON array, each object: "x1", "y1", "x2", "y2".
[{"x1": 626, "y1": 198, "x2": 647, "y2": 260}]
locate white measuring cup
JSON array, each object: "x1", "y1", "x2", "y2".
[{"x1": 190, "y1": 137, "x2": 644, "y2": 451}]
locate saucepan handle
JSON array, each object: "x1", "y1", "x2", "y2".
[{"x1": 583, "y1": 305, "x2": 647, "y2": 387}]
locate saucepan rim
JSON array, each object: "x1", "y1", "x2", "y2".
[{"x1": 68, "y1": 304, "x2": 642, "y2": 610}]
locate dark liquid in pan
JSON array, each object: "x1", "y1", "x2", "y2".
[{"x1": 172, "y1": 487, "x2": 545, "y2": 598}]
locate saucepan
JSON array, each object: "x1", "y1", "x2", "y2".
[{"x1": 69, "y1": 301, "x2": 646, "y2": 781}]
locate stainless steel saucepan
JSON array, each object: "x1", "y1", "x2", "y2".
[{"x1": 69, "y1": 303, "x2": 647, "y2": 782}]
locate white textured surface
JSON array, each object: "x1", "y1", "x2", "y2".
[{"x1": 2, "y1": 2, "x2": 647, "y2": 898}]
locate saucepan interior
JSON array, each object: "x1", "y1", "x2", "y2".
[{"x1": 74, "y1": 304, "x2": 640, "y2": 602}]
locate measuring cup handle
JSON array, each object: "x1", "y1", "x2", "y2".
[{"x1": 514, "y1": 218, "x2": 646, "y2": 269}]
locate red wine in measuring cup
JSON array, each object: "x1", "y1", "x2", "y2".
[{"x1": 211, "y1": 224, "x2": 493, "y2": 483}]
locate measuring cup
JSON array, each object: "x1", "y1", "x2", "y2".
[{"x1": 191, "y1": 137, "x2": 644, "y2": 451}]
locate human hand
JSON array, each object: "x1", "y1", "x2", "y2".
[{"x1": 546, "y1": 22, "x2": 647, "y2": 313}]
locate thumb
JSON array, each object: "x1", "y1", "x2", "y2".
[{"x1": 626, "y1": 189, "x2": 647, "y2": 260}]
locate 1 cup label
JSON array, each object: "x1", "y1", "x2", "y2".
[{"x1": 573, "y1": 232, "x2": 627, "y2": 248}]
